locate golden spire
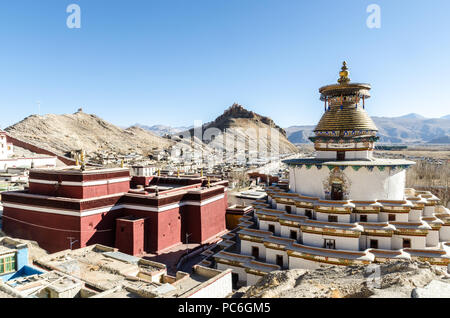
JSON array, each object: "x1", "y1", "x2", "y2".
[
  {"x1": 120, "y1": 159, "x2": 124, "y2": 168},
  {"x1": 207, "y1": 177, "x2": 211, "y2": 188},
  {"x1": 200, "y1": 168, "x2": 203, "y2": 178},
  {"x1": 75, "y1": 157, "x2": 79, "y2": 166},
  {"x1": 157, "y1": 169, "x2": 161, "y2": 177},
  {"x1": 177, "y1": 167, "x2": 180, "y2": 178},
  {"x1": 338, "y1": 61, "x2": 350, "y2": 85}
]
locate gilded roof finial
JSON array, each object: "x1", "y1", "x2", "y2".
[
  {"x1": 338, "y1": 61, "x2": 350, "y2": 85},
  {"x1": 120, "y1": 159, "x2": 124, "y2": 168},
  {"x1": 80, "y1": 149, "x2": 86, "y2": 172}
]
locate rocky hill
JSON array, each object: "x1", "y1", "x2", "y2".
[
  {"x1": 236, "y1": 260, "x2": 450, "y2": 298},
  {"x1": 285, "y1": 114, "x2": 450, "y2": 144},
  {"x1": 5, "y1": 110, "x2": 173, "y2": 157},
  {"x1": 180, "y1": 104, "x2": 298, "y2": 154}
]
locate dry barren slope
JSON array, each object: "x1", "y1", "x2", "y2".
[
  {"x1": 5, "y1": 111, "x2": 173, "y2": 156},
  {"x1": 184, "y1": 104, "x2": 298, "y2": 154},
  {"x1": 238, "y1": 260, "x2": 450, "y2": 298}
]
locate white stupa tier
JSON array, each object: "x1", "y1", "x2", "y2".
[{"x1": 210, "y1": 63, "x2": 450, "y2": 287}]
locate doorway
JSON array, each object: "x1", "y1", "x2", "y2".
[
  {"x1": 337, "y1": 151, "x2": 346, "y2": 161},
  {"x1": 324, "y1": 239, "x2": 336, "y2": 249},
  {"x1": 370, "y1": 239, "x2": 378, "y2": 249},
  {"x1": 276, "y1": 255, "x2": 284, "y2": 268},
  {"x1": 331, "y1": 183, "x2": 343, "y2": 200},
  {"x1": 251, "y1": 246, "x2": 259, "y2": 259},
  {"x1": 231, "y1": 273, "x2": 239, "y2": 290},
  {"x1": 403, "y1": 239, "x2": 411, "y2": 248}
]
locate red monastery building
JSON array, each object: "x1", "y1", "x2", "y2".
[{"x1": 1, "y1": 167, "x2": 228, "y2": 255}]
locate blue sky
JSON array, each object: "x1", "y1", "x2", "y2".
[{"x1": 0, "y1": 0, "x2": 449, "y2": 129}]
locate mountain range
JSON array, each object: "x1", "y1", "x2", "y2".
[{"x1": 283, "y1": 114, "x2": 450, "y2": 144}]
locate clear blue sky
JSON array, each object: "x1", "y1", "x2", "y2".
[{"x1": 0, "y1": 0, "x2": 449, "y2": 129}]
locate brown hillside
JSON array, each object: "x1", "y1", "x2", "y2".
[{"x1": 5, "y1": 110, "x2": 173, "y2": 157}]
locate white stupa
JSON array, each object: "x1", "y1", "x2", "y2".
[{"x1": 211, "y1": 63, "x2": 450, "y2": 287}]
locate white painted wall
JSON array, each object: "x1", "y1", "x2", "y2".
[
  {"x1": 316, "y1": 212, "x2": 351, "y2": 223},
  {"x1": 302, "y1": 232, "x2": 360, "y2": 251},
  {"x1": 440, "y1": 226, "x2": 450, "y2": 242},
  {"x1": 216, "y1": 263, "x2": 247, "y2": 285},
  {"x1": 360, "y1": 235, "x2": 392, "y2": 250},
  {"x1": 353, "y1": 213, "x2": 379, "y2": 222},
  {"x1": 392, "y1": 235, "x2": 426, "y2": 249},
  {"x1": 288, "y1": 256, "x2": 322, "y2": 270},
  {"x1": 0, "y1": 157, "x2": 57, "y2": 170},
  {"x1": 247, "y1": 274, "x2": 264, "y2": 286},
  {"x1": 187, "y1": 271, "x2": 233, "y2": 298},
  {"x1": 426, "y1": 230, "x2": 440, "y2": 247},
  {"x1": 379, "y1": 212, "x2": 409, "y2": 223},
  {"x1": 265, "y1": 248, "x2": 288, "y2": 268},
  {"x1": 408, "y1": 209, "x2": 423, "y2": 222},
  {"x1": 259, "y1": 220, "x2": 281, "y2": 236},
  {"x1": 423, "y1": 206, "x2": 436, "y2": 217},
  {"x1": 280, "y1": 226, "x2": 300, "y2": 241},
  {"x1": 292, "y1": 166, "x2": 407, "y2": 201},
  {"x1": 241, "y1": 241, "x2": 266, "y2": 261}
]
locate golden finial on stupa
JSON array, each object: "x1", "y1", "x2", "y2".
[
  {"x1": 200, "y1": 168, "x2": 203, "y2": 178},
  {"x1": 75, "y1": 158, "x2": 79, "y2": 166},
  {"x1": 157, "y1": 169, "x2": 161, "y2": 177},
  {"x1": 338, "y1": 61, "x2": 350, "y2": 85},
  {"x1": 120, "y1": 159, "x2": 124, "y2": 168},
  {"x1": 177, "y1": 167, "x2": 180, "y2": 178},
  {"x1": 207, "y1": 177, "x2": 211, "y2": 188}
]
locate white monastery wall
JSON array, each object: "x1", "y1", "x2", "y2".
[
  {"x1": 216, "y1": 263, "x2": 247, "y2": 285},
  {"x1": 288, "y1": 256, "x2": 322, "y2": 270},
  {"x1": 316, "y1": 212, "x2": 351, "y2": 223},
  {"x1": 392, "y1": 235, "x2": 426, "y2": 250},
  {"x1": 241, "y1": 241, "x2": 266, "y2": 261},
  {"x1": 292, "y1": 166, "x2": 407, "y2": 201},
  {"x1": 440, "y1": 226, "x2": 450, "y2": 242},
  {"x1": 265, "y1": 248, "x2": 288, "y2": 268},
  {"x1": 426, "y1": 230, "x2": 440, "y2": 247},
  {"x1": 359, "y1": 235, "x2": 392, "y2": 250},
  {"x1": 187, "y1": 271, "x2": 233, "y2": 298},
  {"x1": 302, "y1": 232, "x2": 359, "y2": 251}
]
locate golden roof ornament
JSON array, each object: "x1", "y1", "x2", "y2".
[
  {"x1": 120, "y1": 159, "x2": 124, "y2": 168},
  {"x1": 338, "y1": 61, "x2": 350, "y2": 85},
  {"x1": 80, "y1": 150, "x2": 86, "y2": 172}
]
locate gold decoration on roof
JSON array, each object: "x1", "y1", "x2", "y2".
[
  {"x1": 314, "y1": 62, "x2": 378, "y2": 133},
  {"x1": 315, "y1": 107, "x2": 378, "y2": 132},
  {"x1": 338, "y1": 61, "x2": 350, "y2": 85}
]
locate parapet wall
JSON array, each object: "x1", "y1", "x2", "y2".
[{"x1": 6, "y1": 134, "x2": 76, "y2": 166}]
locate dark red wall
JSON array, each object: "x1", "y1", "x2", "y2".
[
  {"x1": 2, "y1": 207, "x2": 81, "y2": 253},
  {"x1": 115, "y1": 218, "x2": 145, "y2": 256}
]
